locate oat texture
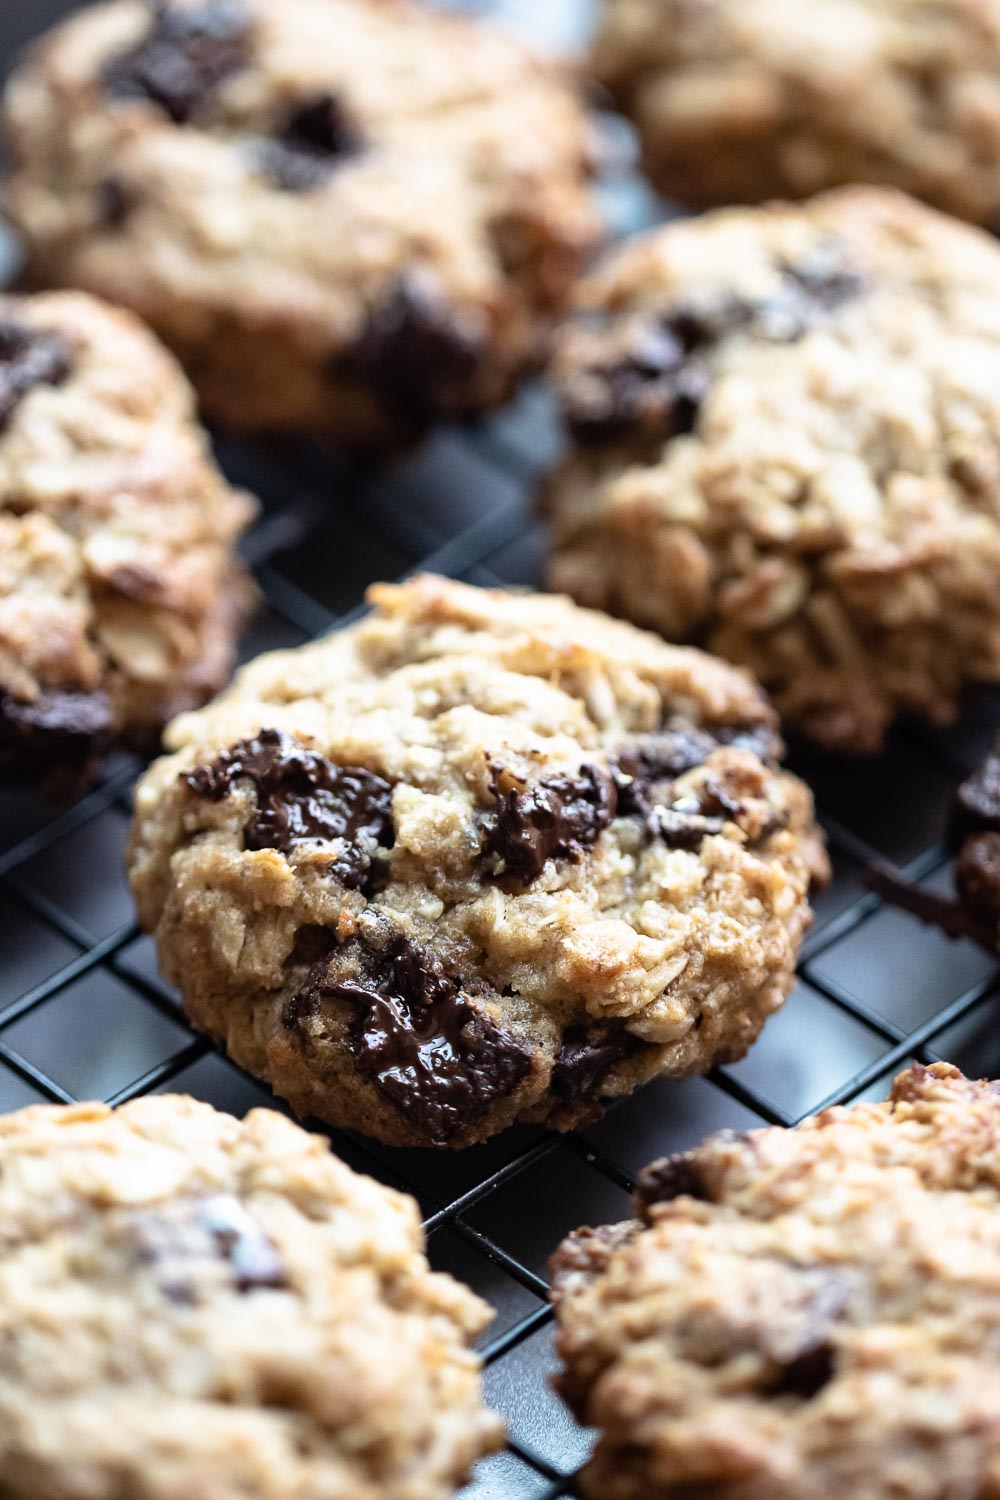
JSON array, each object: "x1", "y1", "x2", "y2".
[
  {"x1": 3, "y1": 0, "x2": 598, "y2": 444},
  {"x1": 547, "y1": 187, "x2": 1000, "y2": 751},
  {"x1": 0, "y1": 288, "x2": 254, "y2": 782},
  {"x1": 128, "y1": 574, "x2": 825, "y2": 1149},
  {"x1": 552, "y1": 1062, "x2": 1000, "y2": 1500},
  {"x1": 0, "y1": 1093, "x2": 500, "y2": 1499},
  {"x1": 594, "y1": 0, "x2": 1000, "y2": 224}
]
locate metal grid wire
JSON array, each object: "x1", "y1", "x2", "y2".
[{"x1": 3, "y1": 2, "x2": 1000, "y2": 1495}]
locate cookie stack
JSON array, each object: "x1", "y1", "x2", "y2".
[{"x1": 4, "y1": 1, "x2": 1000, "y2": 1497}]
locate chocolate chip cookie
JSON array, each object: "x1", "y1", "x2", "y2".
[
  {"x1": 546, "y1": 187, "x2": 1000, "y2": 753},
  {"x1": 0, "y1": 289, "x2": 254, "y2": 783},
  {"x1": 552, "y1": 1062, "x2": 1000, "y2": 1500},
  {"x1": 3, "y1": 0, "x2": 598, "y2": 446},
  {"x1": 128, "y1": 574, "x2": 826, "y2": 1150},
  {"x1": 593, "y1": 0, "x2": 1000, "y2": 225},
  {"x1": 0, "y1": 1093, "x2": 499, "y2": 1499}
]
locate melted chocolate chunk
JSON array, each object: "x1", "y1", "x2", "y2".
[
  {"x1": 614, "y1": 720, "x2": 779, "y2": 819},
  {"x1": 0, "y1": 323, "x2": 73, "y2": 433},
  {"x1": 636, "y1": 1152, "x2": 712, "y2": 1219},
  {"x1": 0, "y1": 687, "x2": 112, "y2": 781},
  {"x1": 762, "y1": 1274, "x2": 847, "y2": 1401},
  {"x1": 185, "y1": 728, "x2": 393, "y2": 889},
  {"x1": 484, "y1": 764, "x2": 617, "y2": 885},
  {"x1": 104, "y1": 0, "x2": 251, "y2": 124},
  {"x1": 127, "y1": 1194, "x2": 287, "y2": 1301},
  {"x1": 766, "y1": 1339, "x2": 837, "y2": 1400},
  {"x1": 287, "y1": 933, "x2": 533, "y2": 1145},
  {"x1": 567, "y1": 244, "x2": 865, "y2": 445},
  {"x1": 254, "y1": 92, "x2": 363, "y2": 192},
  {"x1": 953, "y1": 747, "x2": 1000, "y2": 846},
  {"x1": 344, "y1": 276, "x2": 485, "y2": 425},
  {"x1": 551, "y1": 1025, "x2": 639, "y2": 1103}
]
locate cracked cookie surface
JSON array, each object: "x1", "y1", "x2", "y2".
[
  {"x1": 546, "y1": 188, "x2": 1000, "y2": 752},
  {"x1": 552, "y1": 1062, "x2": 1000, "y2": 1500},
  {"x1": 128, "y1": 574, "x2": 825, "y2": 1149},
  {"x1": 2, "y1": 0, "x2": 597, "y2": 445},
  {"x1": 0, "y1": 289, "x2": 254, "y2": 783},
  {"x1": 594, "y1": 0, "x2": 1000, "y2": 224},
  {"x1": 0, "y1": 1093, "x2": 500, "y2": 1500}
]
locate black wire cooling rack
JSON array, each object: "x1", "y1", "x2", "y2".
[{"x1": 4, "y1": 3, "x2": 1000, "y2": 1495}]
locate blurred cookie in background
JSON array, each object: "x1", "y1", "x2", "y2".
[
  {"x1": 2, "y1": 0, "x2": 599, "y2": 447},
  {"x1": 545, "y1": 187, "x2": 1000, "y2": 753},
  {"x1": 0, "y1": 289, "x2": 255, "y2": 786},
  {"x1": 593, "y1": 0, "x2": 1000, "y2": 225}
]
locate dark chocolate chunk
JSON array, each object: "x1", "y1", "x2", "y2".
[
  {"x1": 551, "y1": 1024, "x2": 639, "y2": 1103},
  {"x1": 484, "y1": 763, "x2": 617, "y2": 885},
  {"x1": 567, "y1": 243, "x2": 865, "y2": 445},
  {"x1": 343, "y1": 275, "x2": 485, "y2": 425},
  {"x1": 126, "y1": 1193, "x2": 287, "y2": 1300},
  {"x1": 953, "y1": 747, "x2": 1000, "y2": 846},
  {"x1": 185, "y1": 728, "x2": 393, "y2": 889},
  {"x1": 288, "y1": 923, "x2": 338, "y2": 967},
  {"x1": 955, "y1": 832, "x2": 1000, "y2": 931},
  {"x1": 762, "y1": 1273, "x2": 847, "y2": 1401},
  {"x1": 287, "y1": 933, "x2": 533, "y2": 1145},
  {"x1": 0, "y1": 323, "x2": 73, "y2": 434},
  {"x1": 254, "y1": 91, "x2": 363, "y2": 192},
  {"x1": 766, "y1": 1338, "x2": 837, "y2": 1400},
  {"x1": 0, "y1": 687, "x2": 112, "y2": 781},
  {"x1": 103, "y1": 0, "x2": 251, "y2": 124},
  {"x1": 636, "y1": 1152, "x2": 712, "y2": 1219},
  {"x1": 613, "y1": 726, "x2": 722, "y2": 817},
  {"x1": 96, "y1": 177, "x2": 131, "y2": 227}
]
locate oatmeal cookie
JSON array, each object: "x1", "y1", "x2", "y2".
[
  {"x1": 0, "y1": 1093, "x2": 499, "y2": 1499},
  {"x1": 552, "y1": 1062, "x2": 1000, "y2": 1500},
  {"x1": 127, "y1": 574, "x2": 825, "y2": 1149},
  {"x1": 2, "y1": 0, "x2": 598, "y2": 445},
  {"x1": 0, "y1": 288, "x2": 254, "y2": 783},
  {"x1": 593, "y1": 0, "x2": 1000, "y2": 225},
  {"x1": 546, "y1": 187, "x2": 1000, "y2": 752}
]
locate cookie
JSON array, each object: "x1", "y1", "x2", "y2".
[
  {"x1": 127, "y1": 573, "x2": 826, "y2": 1150},
  {"x1": 2, "y1": 0, "x2": 598, "y2": 445},
  {"x1": 0, "y1": 1094, "x2": 500, "y2": 1498},
  {"x1": 0, "y1": 289, "x2": 255, "y2": 783},
  {"x1": 545, "y1": 187, "x2": 1000, "y2": 753},
  {"x1": 551, "y1": 1061, "x2": 1000, "y2": 1500},
  {"x1": 593, "y1": 0, "x2": 1000, "y2": 225}
]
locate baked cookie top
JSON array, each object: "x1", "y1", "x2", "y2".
[
  {"x1": 552, "y1": 1062, "x2": 1000, "y2": 1500},
  {"x1": 593, "y1": 0, "x2": 1000, "y2": 224},
  {"x1": 0, "y1": 289, "x2": 254, "y2": 782},
  {"x1": 3, "y1": 0, "x2": 597, "y2": 439},
  {"x1": 547, "y1": 187, "x2": 1000, "y2": 751},
  {"x1": 129, "y1": 574, "x2": 825, "y2": 1148},
  {"x1": 0, "y1": 1093, "x2": 499, "y2": 1499}
]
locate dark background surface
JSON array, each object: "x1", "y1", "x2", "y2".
[{"x1": 1, "y1": 4, "x2": 999, "y2": 1496}]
